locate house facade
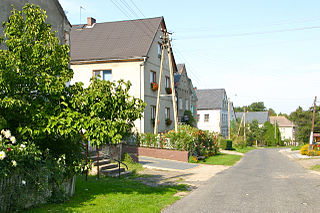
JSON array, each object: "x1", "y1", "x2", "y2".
[
  {"x1": 70, "y1": 17, "x2": 176, "y2": 133},
  {"x1": 174, "y1": 64, "x2": 197, "y2": 126},
  {"x1": 0, "y1": 0, "x2": 71, "y2": 44},
  {"x1": 270, "y1": 116, "x2": 296, "y2": 142},
  {"x1": 196, "y1": 89, "x2": 228, "y2": 137}
]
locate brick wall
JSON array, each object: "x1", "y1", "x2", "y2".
[{"x1": 138, "y1": 147, "x2": 189, "y2": 162}]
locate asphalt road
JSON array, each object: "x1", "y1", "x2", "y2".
[{"x1": 163, "y1": 149, "x2": 320, "y2": 213}]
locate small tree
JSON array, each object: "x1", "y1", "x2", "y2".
[
  {"x1": 48, "y1": 78, "x2": 146, "y2": 148},
  {"x1": 0, "y1": 4, "x2": 72, "y2": 139}
]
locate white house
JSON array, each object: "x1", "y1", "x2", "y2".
[
  {"x1": 70, "y1": 17, "x2": 177, "y2": 133},
  {"x1": 270, "y1": 116, "x2": 296, "y2": 142},
  {"x1": 196, "y1": 89, "x2": 228, "y2": 137}
]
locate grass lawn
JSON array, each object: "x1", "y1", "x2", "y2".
[
  {"x1": 310, "y1": 164, "x2": 320, "y2": 171},
  {"x1": 233, "y1": 146, "x2": 256, "y2": 153},
  {"x1": 28, "y1": 175, "x2": 187, "y2": 213},
  {"x1": 197, "y1": 153, "x2": 242, "y2": 166}
]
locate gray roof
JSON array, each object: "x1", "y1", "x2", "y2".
[
  {"x1": 70, "y1": 17, "x2": 163, "y2": 62},
  {"x1": 235, "y1": 112, "x2": 269, "y2": 124},
  {"x1": 196, "y1": 89, "x2": 226, "y2": 110}
]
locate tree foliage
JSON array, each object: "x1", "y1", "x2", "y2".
[
  {"x1": 47, "y1": 78, "x2": 146, "y2": 147},
  {"x1": 0, "y1": 3, "x2": 146, "y2": 179},
  {"x1": 289, "y1": 106, "x2": 320, "y2": 143},
  {"x1": 0, "y1": 4, "x2": 72, "y2": 139}
]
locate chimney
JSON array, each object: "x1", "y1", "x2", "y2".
[{"x1": 87, "y1": 17, "x2": 96, "y2": 26}]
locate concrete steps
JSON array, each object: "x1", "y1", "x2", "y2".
[{"x1": 88, "y1": 151, "x2": 129, "y2": 177}]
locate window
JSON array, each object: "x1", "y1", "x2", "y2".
[
  {"x1": 197, "y1": 114, "x2": 200, "y2": 122},
  {"x1": 93, "y1": 70, "x2": 112, "y2": 81},
  {"x1": 185, "y1": 99, "x2": 189, "y2": 110},
  {"x1": 150, "y1": 71, "x2": 156, "y2": 83},
  {"x1": 191, "y1": 104, "x2": 194, "y2": 115},
  {"x1": 165, "y1": 107, "x2": 170, "y2": 119},
  {"x1": 64, "y1": 31, "x2": 70, "y2": 45},
  {"x1": 165, "y1": 76, "x2": 170, "y2": 88},
  {"x1": 151, "y1": 105, "x2": 156, "y2": 119},
  {"x1": 157, "y1": 43, "x2": 162, "y2": 58},
  {"x1": 204, "y1": 114, "x2": 209, "y2": 122},
  {"x1": 179, "y1": 98, "x2": 183, "y2": 110}
]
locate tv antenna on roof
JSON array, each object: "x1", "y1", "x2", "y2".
[{"x1": 80, "y1": 6, "x2": 85, "y2": 24}]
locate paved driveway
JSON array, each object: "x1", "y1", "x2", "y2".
[{"x1": 163, "y1": 148, "x2": 320, "y2": 213}]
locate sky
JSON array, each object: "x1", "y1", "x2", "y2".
[{"x1": 59, "y1": 0, "x2": 320, "y2": 114}]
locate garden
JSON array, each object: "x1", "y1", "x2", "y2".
[
  {"x1": 138, "y1": 125, "x2": 219, "y2": 161},
  {"x1": 0, "y1": 4, "x2": 145, "y2": 212}
]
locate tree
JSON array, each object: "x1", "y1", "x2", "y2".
[
  {"x1": 47, "y1": 78, "x2": 146, "y2": 148},
  {"x1": 268, "y1": 108, "x2": 276, "y2": 116},
  {"x1": 249, "y1": 102, "x2": 266, "y2": 111},
  {"x1": 182, "y1": 110, "x2": 196, "y2": 127},
  {"x1": 0, "y1": 4, "x2": 72, "y2": 140},
  {"x1": 234, "y1": 102, "x2": 267, "y2": 112},
  {"x1": 289, "y1": 106, "x2": 320, "y2": 143}
]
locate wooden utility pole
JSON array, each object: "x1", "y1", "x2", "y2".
[
  {"x1": 154, "y1": 44, "x2": 165, "y2": 134},
  {"x1": 309, "y1": 96, "x2": 317, "y2": 151},
  {"x1": 244, "y1": 110, "x2": 246, "y2": 141},
  {"x1": 228, "y1": 98, "x2": 231, "y2": 139},
  {"x1": 154, "y1": 30, "x2": 178, "y2": 133}
]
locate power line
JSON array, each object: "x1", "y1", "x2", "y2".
[
  {"x1": 175, "y1": 25, "x2": 320, "y2": 40},
  {"x1": 174, "y1": 16, "x2": 320, "y2": 33},
  {"x1": 109, "y1": 0, "x2": 152, "y2": 36}
]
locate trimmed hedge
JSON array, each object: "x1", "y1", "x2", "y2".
[{"x1": 220, "y1": 139, "x2": 233, "y2": 150}]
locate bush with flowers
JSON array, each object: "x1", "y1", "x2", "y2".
[{"x1": 139, "y1": 125, "x2": 218, "y2": 157}]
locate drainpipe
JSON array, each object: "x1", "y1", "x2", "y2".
[{"x1": 139, "y1": 57, "x2": 147, "y2": 134}]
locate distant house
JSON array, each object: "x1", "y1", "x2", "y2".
[
  {"x1": 70, "y1": 17, "x2": 177, "y2": 133},
  {"x1": 235, "y1": 112, "x2": 269, "y2": 127},
  {"x1": 196, "y1": 89, "x2": 228, "y2": 137},
  {"x1": 230, "y1": 102, "x2": 236, "y2": 122},
  {"x1": 270, "y1": 116, "x2": 296, "y2": 142},
  {"x1": 174, "y1": 64, "x2": 197, "y2": 125},
  {"x1": 0, "y1": 0, "x2": 71, "y2": 45}
]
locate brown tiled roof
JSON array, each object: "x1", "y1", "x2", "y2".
[
  {"x1": 70, "y1": 17, "x2": 163, "y2": 62},
  {"x1": 270, "y1": 116, "x2": 295, "y2": 127}
]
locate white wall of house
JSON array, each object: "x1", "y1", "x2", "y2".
[
  {"x1": 279, "y1": 126, "x2": 295, "y2": 141},
  {"x1": 70, "y1": 60, "x2": 145, "y2": 133},
  {"x1": 197, "y1": 109, "x2": 221, "y2": 133}
]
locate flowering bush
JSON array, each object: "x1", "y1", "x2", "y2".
[
  {"x1": 139, "y1": 125, "x2": 218, "y2": 156},
  {"x1": 165, "y1": 87, "x2": 172, "y2": 94},
  {"x1": 151, "y1": 82, "x2": 158, "y2": 91},
  {"x1": 0, "y1": 129, "x2": 43, "y2": 178}
]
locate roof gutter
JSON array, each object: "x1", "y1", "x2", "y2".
[{"x1": 70, "y1": 57, "x2": 146, "y2": 65}]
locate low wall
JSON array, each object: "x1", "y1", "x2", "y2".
[
  {"x1": 138, "y1": 147, "x2": 189, "y2": 162},
  {"x1": 123, "y1": 145, "x2": 139, "y2": 162}
]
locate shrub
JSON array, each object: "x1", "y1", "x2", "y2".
[
  {"x1": 139, "y1": 125, "x2": 218, "y2": 156},
  {"x1": 220, "y1": 139, "x2": 233, "y2": 150},
  {"x1": 300, "y1": 144, "x2": 309, "y2": 155}
]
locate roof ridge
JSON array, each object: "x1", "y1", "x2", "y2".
[{"x1": 72, "y1": 16, "x2": 163, "y2": 26}]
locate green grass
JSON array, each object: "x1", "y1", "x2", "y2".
[
  {"x1": 310, "y1": 164, "x2": 320, "y2": 171},
  {"x1": 291, "y1": 144, "x2": 305, "y2": 151},
  {"x1": 120, "y1": 153, "x2": 143, "y2": 173},
  {"x1": 28, "y1": 175, "x2": 187, "y2": 213},
  {"x1": 197, "y1": 153, "x2": 242, "y2": 166},
  {"x1": 233, "y1": 146, "x2": 256, "y2": 153}
]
